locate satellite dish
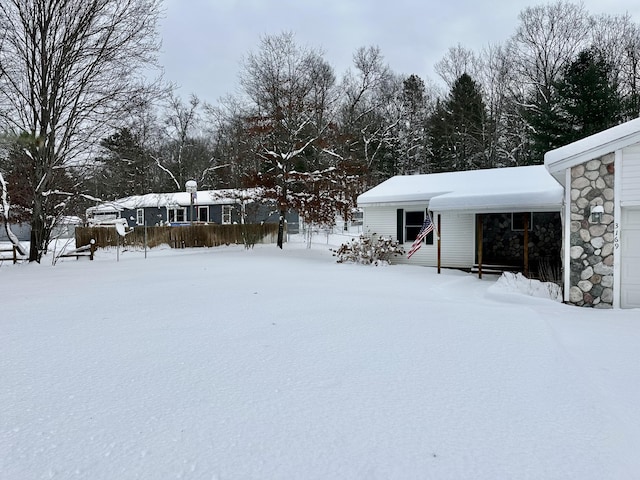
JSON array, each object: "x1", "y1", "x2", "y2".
[{"x1": 115, "y1": 220, "x2": 130, "y2": 237}]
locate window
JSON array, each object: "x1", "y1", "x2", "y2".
[
  {"x1": 511, "y1": 212, "x2": 533, "y2": 231},
  {"x1": 198, "y1": 206, "x2": 209, "y2": 223},
  {"x1": 405, "y1": 210, "x2": 434, "y2": 245},
  {"x1": 168, "y1": 208, "x2": 186, "y2": 223},
  {"x1": 136, "y1": 208, "x2": 144, "y2": 226},
  {"x1": 221, "y1": 205, "x2": 232, "y2": 225},
  {"x1": 351, "y1": 210, "x2": 363, "y2": 226}
]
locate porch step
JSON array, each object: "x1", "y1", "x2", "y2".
[{"x1": 470, "y1": 264, "x2": 520, "y2": 275}]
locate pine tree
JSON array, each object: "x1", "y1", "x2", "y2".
[
  {"x1": 428, "y1": 73, "x2": 487, "y2": 172},
  {"x1": 96, "y1": 128, "x2": 152, "y2": 199},
  {"x1": 396, "y1": 74, "x2": 429, "y2": 174},
  {"x1": 526, "y1": 48, "x2": 622, "y2": 158},
  {"x1": 556, "y1": 49, "x2": 622, "y2": 143}
]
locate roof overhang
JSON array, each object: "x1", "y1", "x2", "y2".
[
  {"x1": 358, "y1": 165, "x2": 563, "y2": 213},
  {"x1": 544, "y1": 118, "x2": 640, "y2": 184},
  {"x1": 428, "y1": 190, "x2": 562, "y2": 213}
]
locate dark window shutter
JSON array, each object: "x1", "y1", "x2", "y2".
[{"x1": 397, "y1": 209, "x2": 404, "y2": 243}]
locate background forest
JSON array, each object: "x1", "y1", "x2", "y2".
[{"x1": 2, "y1": 0, "x2": 640, "y2": 261}]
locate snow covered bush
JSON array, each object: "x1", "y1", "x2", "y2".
[
  {"x1": 493, "y1": 272, "x2": 563, "y2": 302},
  {"x1": 331, "y1": 234, "x2": 404, "y2": 265}
]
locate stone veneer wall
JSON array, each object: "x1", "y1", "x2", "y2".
[{"x1": 568, "y1": 153, "x2": 615, "y2": 308}]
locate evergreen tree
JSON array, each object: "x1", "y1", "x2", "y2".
[
  {"x1": 522, "y1": 91, "x2": 567, "y2": 162},
  {"x1": 395, "y1": 74, "x2": 430, "y2": 174},
  {"x1": 95, "y1": 128, "x2": 153, "y2": 199},
  {"x1": 428, "y1": 73, "x2": 487, "y2": 172},
  {"x1": 526, "y1": 48, "x2": 622, "y2": 157},
  {"x1": 556, "y1": 48, "x2": 622, "y2": 142}
]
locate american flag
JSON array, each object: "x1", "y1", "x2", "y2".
[{"x1": 406, "y1": 216, "x2": 434, "y2": 259}]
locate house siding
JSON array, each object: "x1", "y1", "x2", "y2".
[
  {"x1": 621, "y1": 144, "x2": 640, "y2": 205},
  {"x1": 0, "y1": 222, "x2": 30, "y2": 242},
  {"x1": 362, "y1": 205, "x2": 474, "y2": 268},
  {"x1": 437, "y1": 212, "x2": 475, "y2": 268}
]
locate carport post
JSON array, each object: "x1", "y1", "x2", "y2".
[
  {"x1": 523, "y1": 212, "x2": 529, "y2": 277},
  {"x1": 437, "y1": 214, "x2": 441, "y2": 274},
  {"x1": 476, "y1": 214, "x2": 483, "y2": 279}
]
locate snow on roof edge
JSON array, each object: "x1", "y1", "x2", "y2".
[
  {"x1": 358, "y1": 165, "x2": 562, "y2": 212},
  {"x1": 544, "y1": 118, "x2": 640, "y2": 175},
  {"x1": 87, "y1": 188, "x2": 263, "y2": 213}
]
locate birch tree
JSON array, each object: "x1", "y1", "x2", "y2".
[{"x1": 0, "y1": 0, "x2": 162, "y2": 262}]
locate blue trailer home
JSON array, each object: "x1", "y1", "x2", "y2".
[{"x1": 86, "y1": 189, "x2": 299, "y2": 233}]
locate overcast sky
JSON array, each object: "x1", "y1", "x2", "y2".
[{"x1": 157, "y1": 0, "x2": 640, "y2": 105}]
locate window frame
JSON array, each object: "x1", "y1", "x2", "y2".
[
  {"x1": 168, "y1": 207, "x2": 187, "y2": 223},
  {"x1": 221, "y1": 205, "x2": 232, "y2": 225},
  {"x1": 405, "y1": 210, "x2": 434, "y2": 245},
  {"x1": 136, "y1": 208, "x2": 144, "y2": 226},
  {"x1": 511, "y1": 212, "x2": 533, "y2": 231},
  {"x1": 198, "y1": 205, "x2": 209, "y2": 223}
]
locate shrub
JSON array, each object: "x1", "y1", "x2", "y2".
[{"x1": 331, "y1": 234, "x2": 404, "y2": 265}]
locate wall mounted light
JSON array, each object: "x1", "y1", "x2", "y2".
[{"x1": 590, "y1": 205, "x2": 604, "y2": 224}]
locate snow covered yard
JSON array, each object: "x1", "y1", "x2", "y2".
[{"x1": 1, "y1": 238, "x2": 640, "y2": 479}]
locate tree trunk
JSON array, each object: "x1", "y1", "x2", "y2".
[
  {"x1": 277, "y1": 210, "x2": 285, "y2": 249},
  {"x1": 29, "y1": 197, "x2": 45, "y2": 263}
]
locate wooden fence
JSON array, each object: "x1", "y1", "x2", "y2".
[
  {"x1": 0, "y1": 245, "x2": 25, "y2": 264},
  {"x1": 75, "y1": 224, "x2": 282, "y2": 249}
]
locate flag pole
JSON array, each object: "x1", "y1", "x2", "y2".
[
  {"x1": 426, "y1": 210, "x2": 441, "y2": 274},
  {"x1": 436, "y1": 213, "x2": 441, "y2": 274}
]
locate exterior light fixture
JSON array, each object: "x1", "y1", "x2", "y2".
[{"x1": 590, "y1": 205, "x2": 604, "y2": 224}]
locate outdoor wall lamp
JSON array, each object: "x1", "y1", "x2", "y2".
[{"x1": 590, "y1": 205, "x2": 604, "y2": 224}]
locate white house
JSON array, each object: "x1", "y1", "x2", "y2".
[
  {"x1": 357, "y1": 165, "x2": 563, "y2": 276},
  {"x1": 544, "y1": 117, "x2": 640, "y2": 309}
]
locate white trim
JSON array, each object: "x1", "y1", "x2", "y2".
[
  {"x1": 357, "y1": 201, "x2": 560, "y2": 213},
  {"x1": 167, "y1": 207, "x2": 187, "y2": 223},
  {"x1": 545, "y1": 118, "x2": 640, "y2": 181},
  {"x1": 197, "y1": 205, "x2": 209, "y2": 223},
  {"x1": 563, "y1": 168, "x2": 571, "y2": 303},
  {"x1": 613, "y1": 149, "x2": 622, "y2": 309},
  {"x1": 221, "y1": 205, "x2": 232, "y2": 225},
  {"x1": 405, "y1": 209, "x2": 434, "y2": 246},
  {"x1": 136, "y1": 208, "x2": 144, "y2": 226}
]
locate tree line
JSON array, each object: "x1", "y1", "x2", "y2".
[{"x1": 2, "y1": 0, "x2": 640, "y2": 260}]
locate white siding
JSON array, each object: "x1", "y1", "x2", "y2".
[
  {"x1": 361, "y1": 205, "x2": 398, "y2": 240},
  {"x1": 362, "y1": 205, "x2": 475, "y2": 268},
  {"x1": 621, "y1": 144, "x2": 640, "y2": 205}
]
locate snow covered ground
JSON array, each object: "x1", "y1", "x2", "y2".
[{"x1": 1, "y1": 234, "x2": 639, "y2": 479}]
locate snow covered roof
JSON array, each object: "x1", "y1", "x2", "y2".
[
  {"x1": 357, "y1": 165, "x2": 563, "y2": 213},
  {"x1": 544, "y1": 117, "x2": 640, "y2": 183},
  {"x1": 87, "y1": 189, "x2": 262, "y2": 214}
]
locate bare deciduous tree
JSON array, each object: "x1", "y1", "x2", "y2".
[
  {"x1": 591, "y1": 13, "x2": 640, "y2": 119},
  {"x1": 239, "y1": 32, "x2": 342, "y2": 248},
  {"x1": 340, "y1": 46, "x2": 402, "y2": 184},
  {"x1": 508, "y1": 1, "x2": 590, "y2": 105},
  {"x1": 435, "y1": 44, "x2": 482, "y2": 89},
  {"x1": 0, "y1": 0, "x2": 162, "y2": 262}
]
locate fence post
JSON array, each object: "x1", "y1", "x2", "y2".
[
  {"x1": 13, "y1": 245, "x2": 17, "y2": 264},
  {"x1": 90, "y1": 239, "x2": 96, "y2": 261}
]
